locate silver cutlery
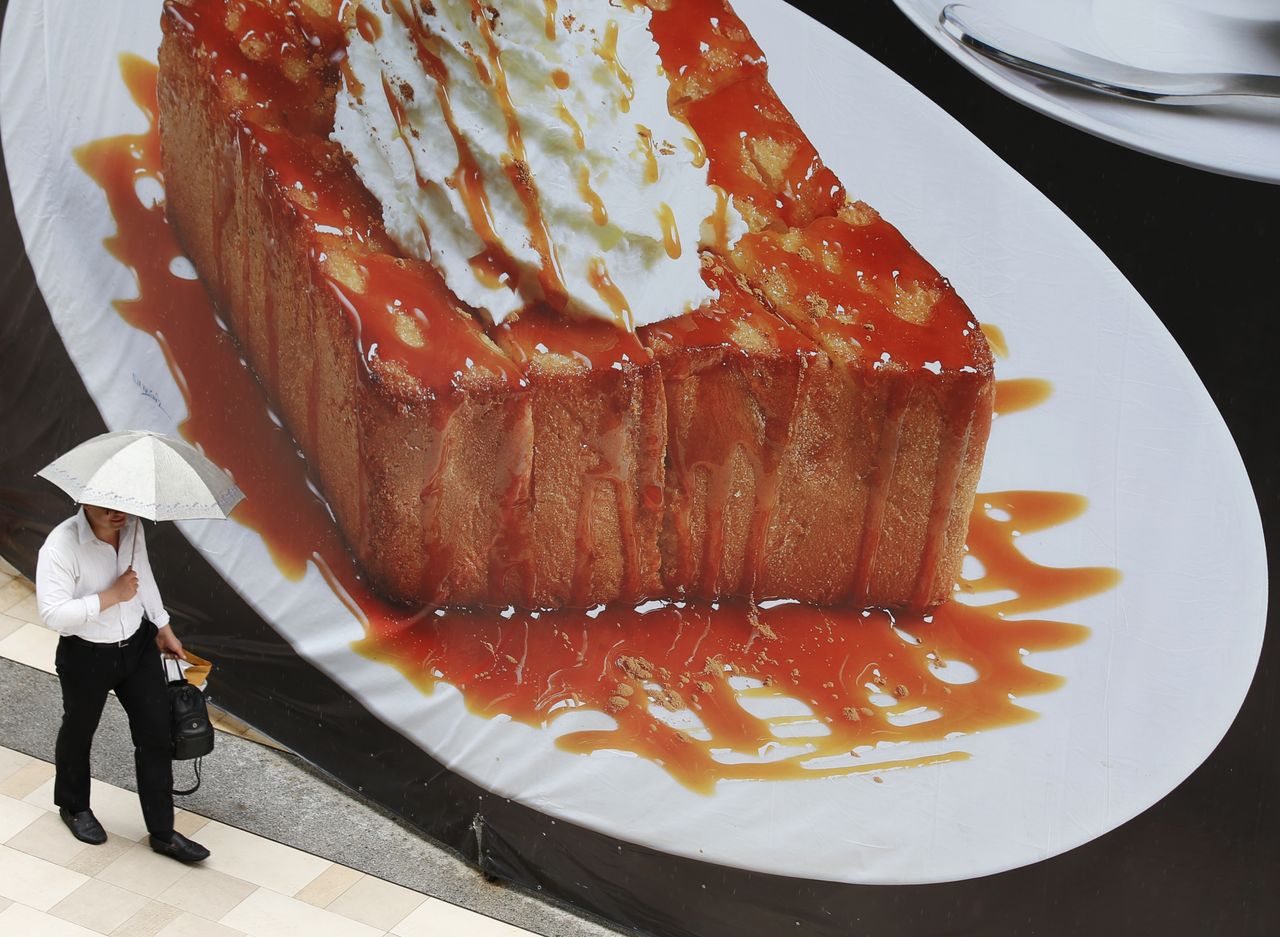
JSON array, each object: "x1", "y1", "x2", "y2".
[{"x1": 940, "y1": 3, "x2": 1280, "y2": 104}]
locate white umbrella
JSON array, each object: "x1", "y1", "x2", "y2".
[{"x1": 36, "y1": 430, "x2": 245, "y2": 522}]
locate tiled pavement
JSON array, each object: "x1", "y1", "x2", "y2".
[{"x1": 0, "y1": 556, "x2": 548, "y2": 937}]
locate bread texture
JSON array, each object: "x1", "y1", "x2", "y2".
[{"x1": 158, "y1": 0, "x2": 993, "y2": 610}]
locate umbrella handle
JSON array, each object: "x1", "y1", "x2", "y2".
[{"x1": 130, "y1": 520, "x2": 138, "y2": 569}]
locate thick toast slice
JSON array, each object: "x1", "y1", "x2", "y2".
[{"x1": 158, "y1": 0, "x2": 993, "y2": 610}]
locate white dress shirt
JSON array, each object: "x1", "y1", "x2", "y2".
[{"x1": 36, "y1": 508, "x2": 170, "y2": 642}]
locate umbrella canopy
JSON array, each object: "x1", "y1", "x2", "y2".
[{"x1": 36, "y1": 430, "x2": 245, "y2": 521}]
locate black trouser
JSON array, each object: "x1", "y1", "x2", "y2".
[{"x1": 53, "y1": 621, "x2": 174, "y2": 839}]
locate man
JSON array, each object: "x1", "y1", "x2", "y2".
[{"x1": 35, "y1": 503, "x2": 210, "y2": 863}]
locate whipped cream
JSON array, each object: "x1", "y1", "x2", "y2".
[{"x1": 332, "y1": 0, "x2": 746, "y2": 328}]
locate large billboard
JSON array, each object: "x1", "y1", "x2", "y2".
[{"x1": 2, "y1": 1, "x2": 1272, "y2": 934}]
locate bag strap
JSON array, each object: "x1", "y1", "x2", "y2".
[
  {"x1": 162, "y1": 655, "x2": 185, "y2": 685},
  {"x1": 173, "y1": 757, "x2": 202, "y2": 797}
]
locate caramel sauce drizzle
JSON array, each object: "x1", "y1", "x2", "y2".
[
  {"x1": 995, "y1": 378, "x2": 1053, "y2": 416},
  {"x1": 645, "y1": 266, "x2": 807, "y2": 595},
  {"x1": 635, "y1": 125, "x2": 659, "y2": 184},
  {"x1": 338, "y1": 53, "x2": 365, "y2": 100},
  {"x1": 657, "y1": 202, "x2": 681, "y2": 259},
  {"x1": 677, "y1": 69, "x2": 845, "y2": 231},
  {"x1": 596, "y1": 19, "x2": 635, "y2": 113},
  {"x1": 468, "y1": 248, "x2": 520, "y2": 290},
  {"x1": 556, "y1": 102, "x2": 585, "y2": 150},
  {"x1": 706, "y1": 184, "x2": 731, "y2": 251},
  {"x1": 570, "y1": 407, "x2": 641, "y2": 604},
  {"x1": 578, "y1": 165, "x2": 608, "y2": 226},
  {"x1": 587, "y1": 257, "x2": 633, "y2": 330},
  {"x1": 84, "y1": 54, "x2": 1117, "y2": 795},
  {"x1": 683, "y1": 136, "x2": 707, "y2": 168},
  {"x1": 470, "y1": 0, "x2": 570, "y2": 311},
  {"x1": 543, "y1": 0, "x2": 558, "y2": 40},
  {"x1": 735, "y1": 216, "x2": 986, "y2": 371},
  {"x1": 911, "y1": 382, "x2": 984, "y2": 608},
  {"x1": 462, "y1": 45, "x2": 493, "y2": 85},
  {"x1": 551, "y1": 67, "x2": 570, "y2": 90},
  {"x1": 982, "y1": 322, "x2": 1009, "y2": 359},
  {"x1": 675, "y1": 113, "x2": 707, "y2": 168},
  {"x1": 661, "y1": 346, "x2": 795, "y2": 596},
  {"x1": 379, "y1": 73, "x2": 432, "y2": 191},
  {"x1": 850, "y1": 382, "x2": 910, "y2": 602},
  {"x1": 355, "y1": 4, "x2": 381, "y2": 42}
]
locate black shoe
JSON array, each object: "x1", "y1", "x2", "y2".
[
  {"x1": 59, "y1": 808, "x2": 107, "y2": 845},
  {"x1": 148, "y1": 830, "x2": 210, "y2": 864}
]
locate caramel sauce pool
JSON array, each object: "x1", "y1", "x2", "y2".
[
  {"x1": 79, "y1": 57, "x2": 1118, "y2": 794},
  {"x1": 995, "y1": 378, "x2": 1054, "y2": 416}
]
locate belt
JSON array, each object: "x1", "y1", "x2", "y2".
[{"x1": 64, "y1": 625, "x2": 147, "y2": 648}]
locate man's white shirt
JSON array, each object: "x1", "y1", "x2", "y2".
[{"x1": 36, "y1": 508, "x2": 170, "y2": 642}]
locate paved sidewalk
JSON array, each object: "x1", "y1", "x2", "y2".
[{"x1": 0, "y1": 744, "x2": 536, "y2": 936}]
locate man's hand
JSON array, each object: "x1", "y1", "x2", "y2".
[
  {"x1": 155, "y1": 625, "x2": 187, "y2": 661},
  {"x1": 98, "y1": 568, "x2": 139, "y2": 612}
]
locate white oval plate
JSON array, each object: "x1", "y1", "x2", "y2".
[
  {"x1": 1, "y1": 0, "x2": 1267, "y2": 885},
  {"x1": 893, "y1": 0, "x2": 1280, "y2": 183}
]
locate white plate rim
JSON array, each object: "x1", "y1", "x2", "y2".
[{"x1": 891, "y1": 0, "x2": 1280, "y2": 185}]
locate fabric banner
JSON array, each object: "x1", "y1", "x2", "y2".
[{"x1": 1, "y1": 1, "x2": 1274, "y2": 934}]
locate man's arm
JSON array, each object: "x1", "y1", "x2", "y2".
[
  {"x1": 131, "y1": 523, "x2": 170, "y2": 629},
  {"x1": 132, "y1": 522, "x2": 185, "y2": 659},
  {"x1": 35, "y1": 546, "x2": 132, "y2": 633}
]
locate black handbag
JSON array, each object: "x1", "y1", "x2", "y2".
[{"x1": 164, "y1": 657, "x2": 214, "y2": 795}]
